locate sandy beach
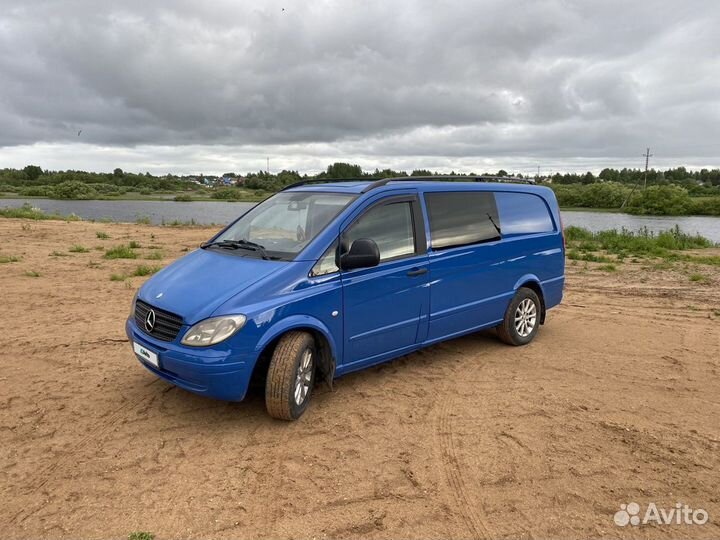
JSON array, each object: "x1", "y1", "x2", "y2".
[{"x1": 1, "y1": 217, "x2": 719, "y2": 539}]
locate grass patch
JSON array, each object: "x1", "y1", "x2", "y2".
[
  {"x1": 135, "y1": 216, "x2": 151, "y2": 225},
  {"x1": 0, "y1": 254, "x2": 21, "y2": 263},
  {"x1": 132, "y1": 264, "x2": 162, "y2": 277},
  {"x1": 104, "y1": 244, "x2": 138, "y2": 259},
  {"x1": 0, "y1": 202, "x2": 81, "y2": 221},
  {"x1": 144, "y1": 251, "x2": 164, "y2": 260},
  {"x1": 128, "y1": 240, "x2": 142, "y2": 249},
  {"x1": 110, "y1": 273, "x2": 127, "y2": 281},
  {"x1": 162, "y1": 218, "x2": 198, "y2": 227},
  {"x1": 689, "y1": 273, "x2": 710, "y2": 283},
  {"x1": 24, "y1": 270, "x2": 41, "y2": 277},
  {"x1": 597, "y1": 263, "x2": 617, "y2": 272},
  {"x1": 50, "y1": 250, "x2": 69, "y2": 257},
  {"x1": 128, "y1": 532, "x2": 154, "y2": 540},
  {"x1": 678, "y1": 254, "x2": 720, "y2": 267},
  {"x1": 69, "y1": 244, "x2": 90, "y2": 253},
  {"x1": 96, "y1": 231, "x2": 110, "y2": 239},
  {"x1": 174, "y1": 193, "x2": 193, "y2": 202},
  {"x1": 566, "y1": 225, "x2": 717, "y2": 266},
  {"x1": 567, "y1": 249, "x2": 614, "y2": 263}
]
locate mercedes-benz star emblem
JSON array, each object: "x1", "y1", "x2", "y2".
[{"x1": 145, "y1": 310, "x2": 156, "y2": 332}]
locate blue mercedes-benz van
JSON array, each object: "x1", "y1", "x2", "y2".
[{"x1": 126, "y1": 177, "x2": 565, "y2": 420}]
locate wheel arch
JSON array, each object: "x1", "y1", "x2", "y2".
[
  {"x1": 252, "y1": 315, "x2": 338, "y2": 388},
  {"x1": 513, "y1": 275, "x2": 547, "y2": 324}
]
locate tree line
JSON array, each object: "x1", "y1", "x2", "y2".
[{"x1": 1, "y1": 163, "x2": 720, "y2": 215}]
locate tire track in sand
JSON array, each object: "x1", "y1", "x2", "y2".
[
  {"x1": 7, "y1": 378, "x2": 162, "y2": 527},
  {"x1": 437, "y1": 396, "x2": 493, "y2": 539}
]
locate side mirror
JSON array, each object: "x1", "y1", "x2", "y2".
[{"x1": 339, "y1": 238, "x2": 380, "y2": 270}]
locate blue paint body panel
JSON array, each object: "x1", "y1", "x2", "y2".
[{"x1": 126, "y1": 181, "x2": 565, "y2": 401}]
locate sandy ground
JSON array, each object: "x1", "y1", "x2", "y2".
[{"x1": 1, "y1": 218, "x2": 719, "y2": 540}]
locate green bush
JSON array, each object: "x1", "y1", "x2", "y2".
[
  {"x1": 211, "y1": 187, "x2": 245, "y2": 200},
  {"x1": 92, "y1": 183, "x2": 125, "y2": 195},
  {"x1": 18, "y1": 185, "x2": 53, "y2": 197},
  {"x1": 564, "y1": 226, "x2": 595, "y2": 242},
  {"x1": 51, "y1": 180, "x2": 98, "y2": 200},
  {"x1": 626, "y1": 185, "x2": 693, "y2": 216},
  {"x1": 0, "y1": 202, "x2": 81, "y2": 220},
  {"x1": 691, "y1": 197, "x2": 720, "y2": 216}
]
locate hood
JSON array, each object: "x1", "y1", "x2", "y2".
[{"x1": 138, "y1": 248, "x2": 286, "y2": 324}]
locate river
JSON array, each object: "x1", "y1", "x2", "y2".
[{"x1": 2, "y1": 198, "x2": 720, "y2": 243}]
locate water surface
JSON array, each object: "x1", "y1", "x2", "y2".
[{"x1": 2, "y1": 198, "x2": 719, "y2": 243}]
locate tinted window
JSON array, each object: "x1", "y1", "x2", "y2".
[
  {"x1": 495, "y1": 192, "x2": 554, "y2": 235},
  {"x1": 425, "y1": 192, "x2": 500, "y2": 249},
  {"x1": 344, "y1": 201, "x2": 415, "y2": 261}
]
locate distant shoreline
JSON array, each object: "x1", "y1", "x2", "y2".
[{"x1": 3, "y1": 194, "x2": 720, "y2": 218}]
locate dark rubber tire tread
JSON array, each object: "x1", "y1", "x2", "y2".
[
  {"x1": 497, "y1": 287, "x2": 541, "y2": 346},
  {"x1": 265, "y1": 331, "x2": 315, "y2": 420}
]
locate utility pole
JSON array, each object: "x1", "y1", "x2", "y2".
[
  {"x1": 642, "y1": 147, "x2": 653, "y2": 189},
  {"x1": 266, "y1": 157, "x2": 270, "y2": 175},
  {"x1": 621, "y1": 147, "x2": 654, "y2": 209}
]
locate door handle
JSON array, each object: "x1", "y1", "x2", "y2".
[{"x1": 407, "y1": 267, "x2": 428, "y2": 277}]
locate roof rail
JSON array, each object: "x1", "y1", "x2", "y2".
[
  {"x1": 359, "y1": 175, "x2": 534, "y2": 192},
  {"x1": 280, "y1": 177, "x2": 369, "y2": 191},
  {"x1": 281, "y1": 175, "x2": 535, "y2": 193}
]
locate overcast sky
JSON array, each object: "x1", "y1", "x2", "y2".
[{"x1": 1, "y1": 0, "x2": 718, "y2": 175}]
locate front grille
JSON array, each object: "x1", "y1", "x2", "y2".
[{"x1": 134, "y1": 299, "x2": 184, "y2": 342}]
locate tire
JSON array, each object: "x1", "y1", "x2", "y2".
[
  {"x1": 265, "y1": 331, "x2": 316, "y2": 420},
  {"x1": 497, "y1": 287, "x2": 542, "y2": 346}
]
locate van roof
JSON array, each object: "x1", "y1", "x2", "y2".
[{"x1": 284, "y1": 177, "x2": 546, "y2": 195}]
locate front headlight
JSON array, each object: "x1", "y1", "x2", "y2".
[{"x1": 181, "y1": 315, "x2": 247, "y2": 347}]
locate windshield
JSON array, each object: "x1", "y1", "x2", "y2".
[{"x1": 210, "y1": 191, "x2": 355, "y2": 260}]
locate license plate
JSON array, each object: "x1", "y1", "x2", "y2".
[{"x1": 133, "y1": 341, "x2": 159, "y2": 368}]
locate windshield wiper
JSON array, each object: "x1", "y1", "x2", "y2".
[{"x1": 201, "y1": 239, "x2": 273, "y2": 260}]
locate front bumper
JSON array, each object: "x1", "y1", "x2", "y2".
[{"x1": 125, "y1": 317, "x2": 251, "y2": 401}]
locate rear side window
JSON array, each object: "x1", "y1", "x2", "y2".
[
  {"x1": 495, "y1": 192, "x2": 555, "y2": 236},
  {"x1": 425, "y1": 192, "x2": 500, "y2": 249}
]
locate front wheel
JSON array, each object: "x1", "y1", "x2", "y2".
[
  {"x1": 497, "y1": 288, "x2": 541, "y2": 346},
  {"x1": 265, "y1": 331, "x2": 316, "y2": 420}
]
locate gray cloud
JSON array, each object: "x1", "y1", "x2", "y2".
[{"x1": 0, "y1": 0, "x2": 719, "y2": 173}]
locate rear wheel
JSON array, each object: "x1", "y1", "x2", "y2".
[
  {"x1": 265, "y1": 331, "x2": 316, "y2": 420},
  {"x1": 497, "y1": 287, "x2": 541, "y2": 346}
]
